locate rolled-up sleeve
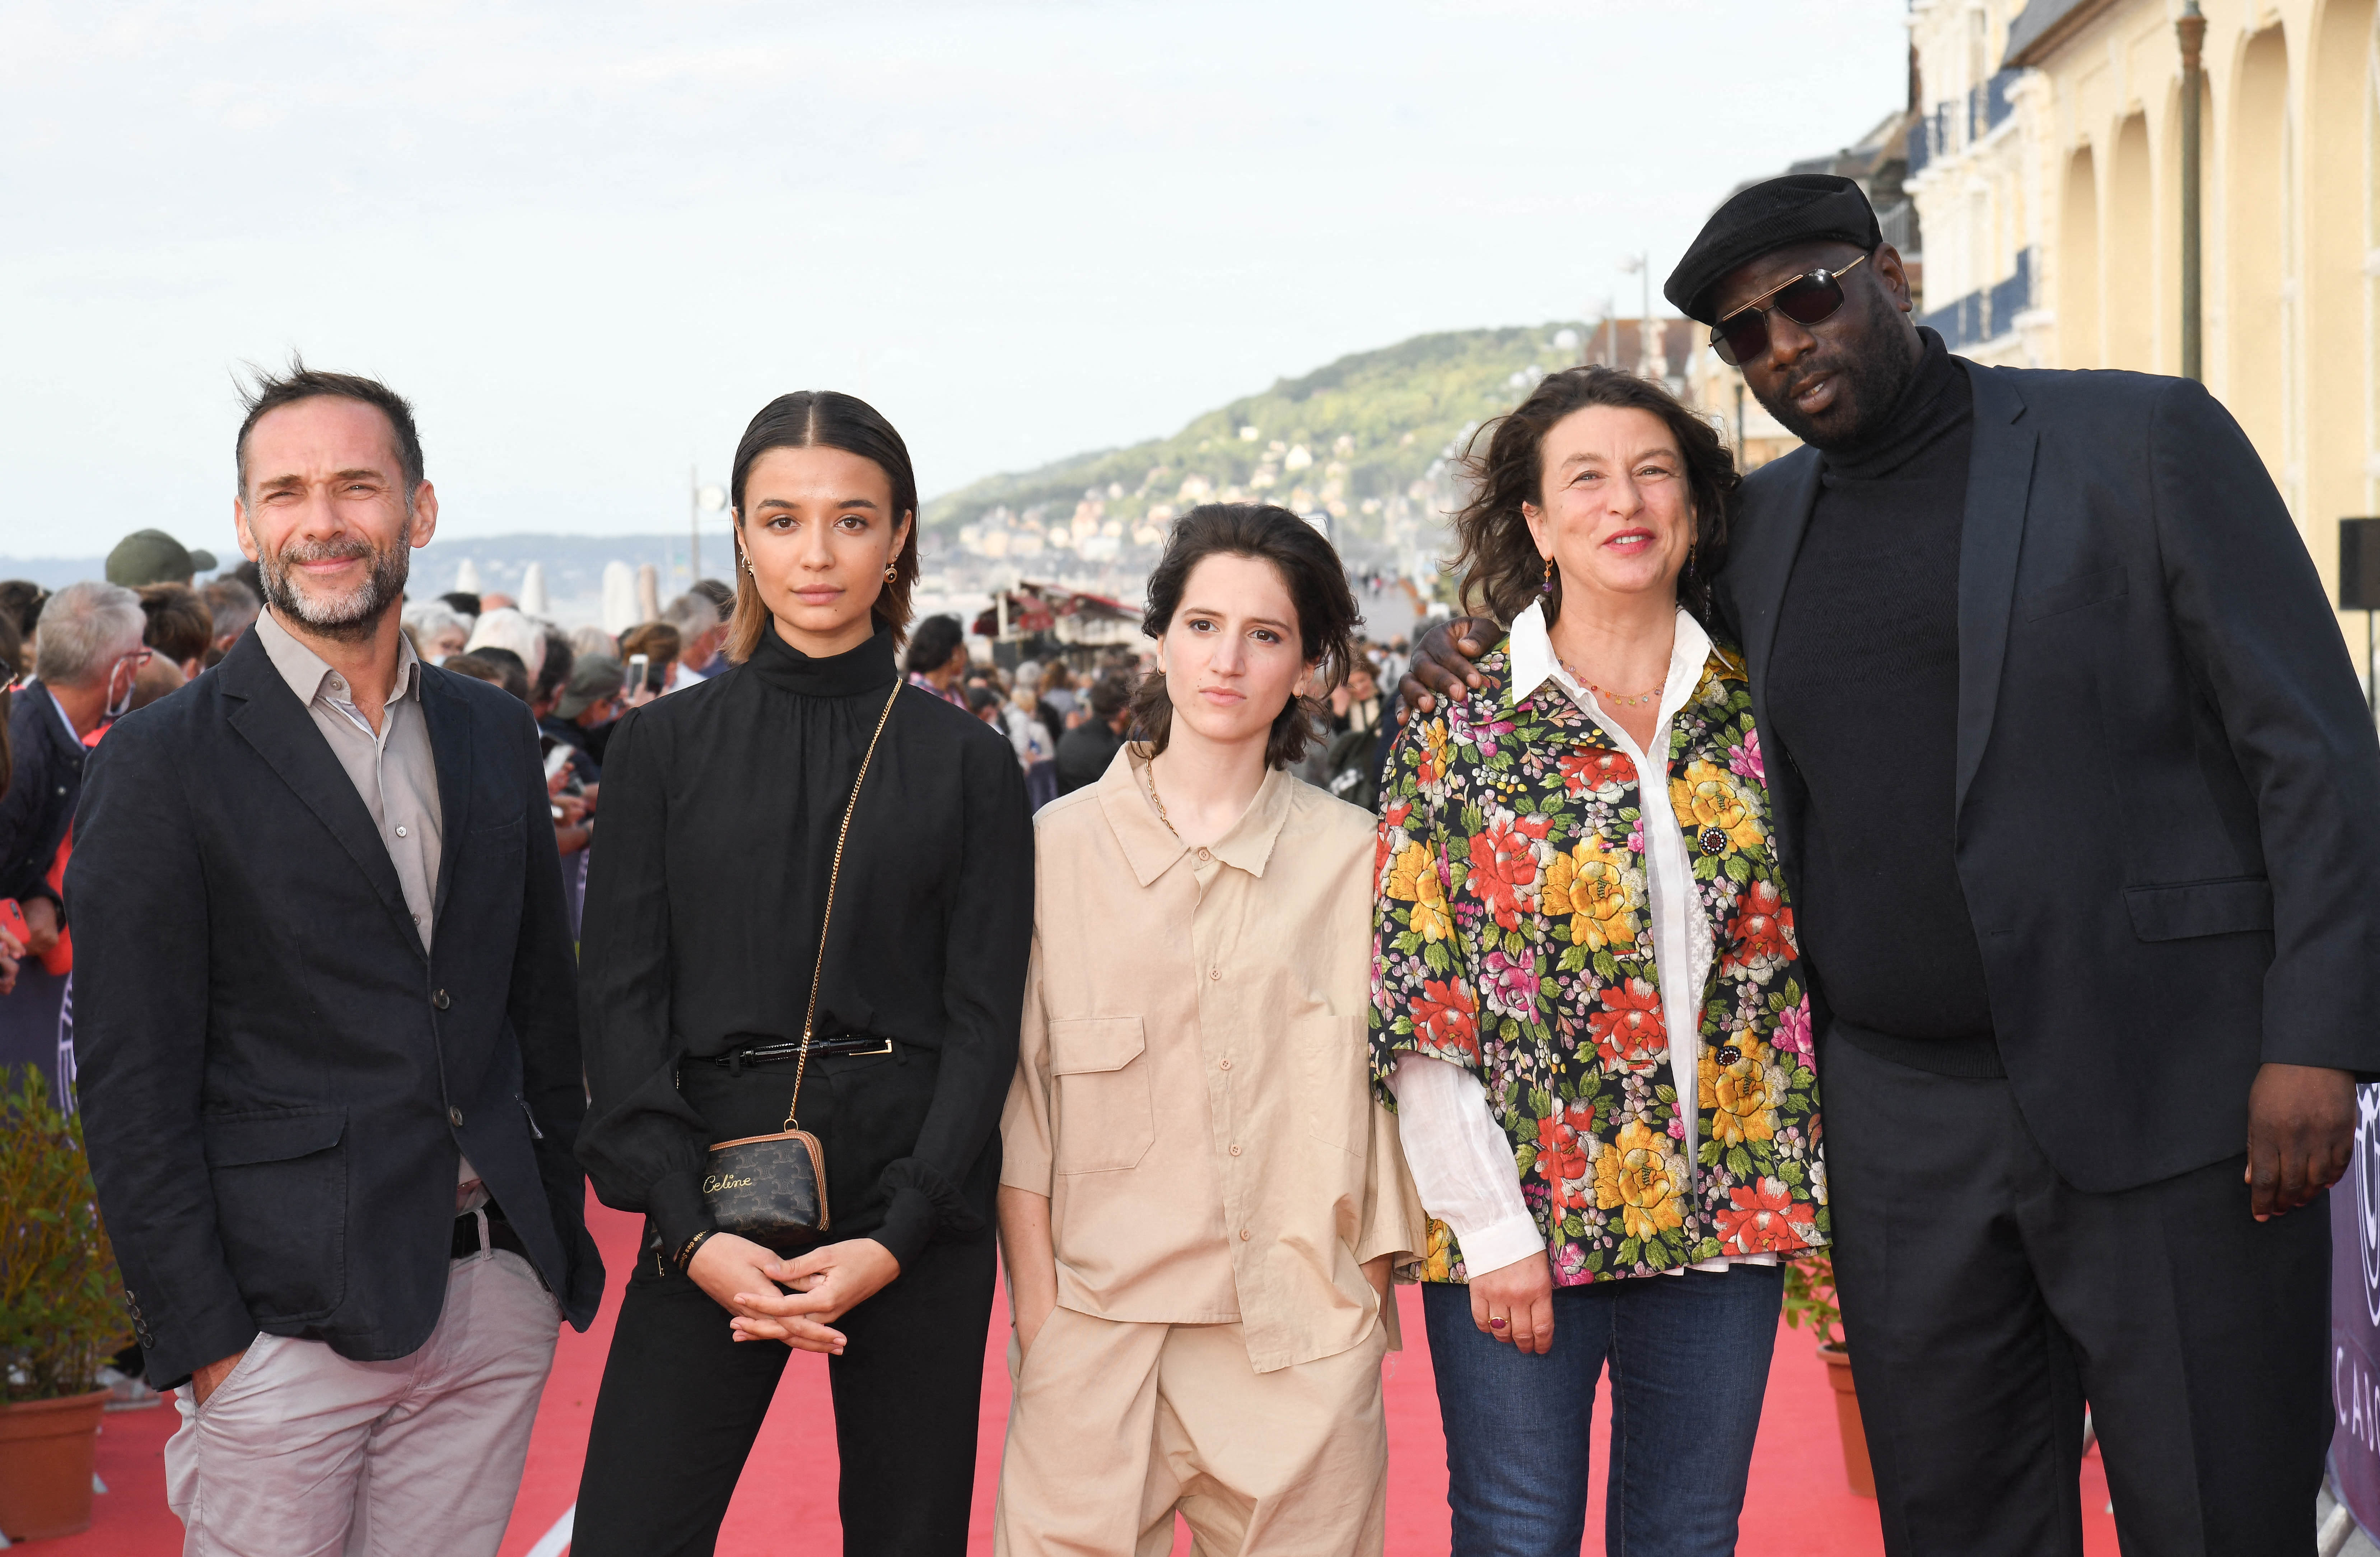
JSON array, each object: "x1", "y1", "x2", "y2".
[{"x1": 999, "y1": 934, "x2": 1055, "y2": 1199}]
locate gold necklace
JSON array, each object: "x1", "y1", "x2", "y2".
[
  {"x1": 1560, "y1": 657, "x2": 1662, "y2": 708},
  {"x1": 1142, "y1": 759, "x2": 1179, "y2": 837}
]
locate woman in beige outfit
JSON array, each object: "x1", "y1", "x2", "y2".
[{"x1": 997, "y1": 503, "x2": 1425, "y2": 1557}]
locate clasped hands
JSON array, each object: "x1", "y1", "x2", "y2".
[{"x1": 688, "y1": 1231, "x2": 901, "y2": 1354}]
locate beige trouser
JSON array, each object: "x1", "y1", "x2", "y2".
[
  {"x1": 164, "y1": 1247, "x2": 559, "y2": 1557},
  {"x1": 995, "y1": 1306, "x2": 1391, "y2": 1557}
]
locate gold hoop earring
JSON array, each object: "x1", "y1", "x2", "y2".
[{"x1": 884, "y1": 563, "x2": 898, "y2": 582}]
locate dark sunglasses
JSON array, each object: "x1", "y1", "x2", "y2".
[{"x1": 1708, "y1": 254, "x2": 1868, "y2": 367}]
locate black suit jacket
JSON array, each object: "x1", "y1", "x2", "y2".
[
  {"x1": 67, "y1": 630, "x2": 602, "y2": 1387},
  {"x1": 1718, "y1": 362, "x2": 2380, "y2": 1193},
  {"x1": 0, "y1": 684, "x2": 86, "y2": 908}
]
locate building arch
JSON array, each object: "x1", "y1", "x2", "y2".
[
  {"x1": 2107, "y1": 112, "x2": 2157, "y2": 371},
  {"x1": 2060, "y1": 143, "x2": 2102, "y2": 367},
  {"x1": 2302, "y1": 0, "x2": 2378, "y2": 602},
  {"x1": 2228, "y1": 24, "x2": 2295, "y2": 503}
]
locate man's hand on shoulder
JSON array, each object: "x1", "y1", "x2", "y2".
[
  {"x1": 2245, "y1": 1062, "x2": 2355, "y2": 1221},
  {"x1": 1396, "y1": 615, "x2": 1501, "y2": 722}
]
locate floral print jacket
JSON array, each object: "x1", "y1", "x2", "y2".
[{"x1": 1369, "y1": 637, "x2": 1827, "y2": 1285}]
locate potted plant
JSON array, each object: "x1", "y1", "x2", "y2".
[
  {"x1": 0, "y1": 1065, "x2": 132, "y2": 1540},
  {"x1": 1783, "y1": 1251, "x2": 1873, "y2": 1498}
]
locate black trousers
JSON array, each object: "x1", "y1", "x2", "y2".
[
  {"x1": 573, "y1": 1045, "x2": 999, "y2": 1557},
  {"x1": 1825, "y1": 1033, "x2": 2331, "y2": 1557}
]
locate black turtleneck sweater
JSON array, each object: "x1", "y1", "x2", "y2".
[
  {"x1": 1763, "y1": 330, "x2": 1999, "y2": 1071},
  {"x1": 574, "y1": 621, "x2": 1033, "y2": 1266}
]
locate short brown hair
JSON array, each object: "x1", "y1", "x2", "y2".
[
  {"x1": 138, "y1": 584, "x2": 214, "y2": 667},
  {"x1": 1450, "y1": 366, "x2": 1737, "y2": 628},
  {"x1": 1127, "y1": 503, "x2": 1359, "y2": 770},
  {"x1": 618, "y1": 622, "x2": 681, "y2": 668},
  {"x1": 724, "y1": 391, "x2": 920, "y2": 664},
  {"x1": 235, "y1": 357, "x2": 424, "y2": 499}
]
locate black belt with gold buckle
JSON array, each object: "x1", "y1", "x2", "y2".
[{"x1": 707, "y1": 1036, "x2": 896, "y2": 1067}]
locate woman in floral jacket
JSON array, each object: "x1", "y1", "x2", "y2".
[{"x1": 1372, "y1": 366, "x2": 1824, "y2": 1557}]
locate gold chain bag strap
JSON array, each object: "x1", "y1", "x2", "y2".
[{"x1": 700, "y1": 677, "x2": 901, "y2": 1253}]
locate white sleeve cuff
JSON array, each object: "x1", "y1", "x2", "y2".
[
  {"x1": 1386, "y1": 1053, "x2": 1544, "y2": 1270},
  {"x1": 1453, "y1": 1211, "x2": 1550, "y2": 1278}
]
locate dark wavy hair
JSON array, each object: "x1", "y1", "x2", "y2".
[
  {"x1": 725, "y1": 390, "x2": 920, "y2": 661},
  {"x1": 1450, "y1": 366, "x2": 1737, "y2": 628},
  {"x1": 1128, "y1": 503, "x2": 1359, "y2": 770}
]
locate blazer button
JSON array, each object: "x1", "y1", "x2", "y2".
[
  {"x1": 449, "y1": 1106, "x2": 465, "y2": 1128},
  {"x1": 433, "y1": 989, "x2": 451, "y2": 1010}
]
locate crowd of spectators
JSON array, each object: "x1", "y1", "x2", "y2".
[{"x1": 0, "y1": 544, "x2": 1417, "y2": 1076}]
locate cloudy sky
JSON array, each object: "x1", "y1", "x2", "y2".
[{"x1": 2, "y1": 0, "x2": 1908, "y2": 558}]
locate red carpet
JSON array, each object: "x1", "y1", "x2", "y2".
[{"x1": 40, "y1": 1194, "x2": 2120, "y2": 1554}]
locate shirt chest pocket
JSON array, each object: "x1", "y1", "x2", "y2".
[{"x1": 1049, "y1": 1017, "x2": 1154, "y2": 1174}]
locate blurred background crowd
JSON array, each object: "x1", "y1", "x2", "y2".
[{"x1": 0, "y1": 524, "x2": 1426, "y2": 1138}]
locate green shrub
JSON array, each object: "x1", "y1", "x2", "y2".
[
  {"x1": 0, "y1": 1066, "x2": 130, "y2": 1403},
  {"x1": 1782, "y1": 1249, "x2": 1844, "y2": 1351}
]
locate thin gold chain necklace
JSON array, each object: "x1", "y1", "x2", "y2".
[
  {"x1": 1142, "y1": 759, "x2": 1179, "y2": 837},
  {"x1": 1560, "y1": 657, "x2": 1662, "y2": 708}
]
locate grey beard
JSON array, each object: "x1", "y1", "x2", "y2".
[{"x1": 260, "y1": 537, "x2": 411, "y2": 643}]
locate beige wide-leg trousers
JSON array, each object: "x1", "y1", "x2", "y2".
[
  {"x1": 995, "y1": 1306, "x2": 1391, "y2": 1557},
  {"x1": 164, "y1": 1247, "x2": 559, "y2": 1557}
]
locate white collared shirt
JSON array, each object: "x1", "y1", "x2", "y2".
[{"x1": 1388, "y1": 602, "x2": 1771, "y2": 1278}]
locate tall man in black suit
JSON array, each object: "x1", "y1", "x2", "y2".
[
  {"x1": 71, "y1": 364, "x2": 602, "y2": 1556},
  {"x1": 1402, "y1": 175, "x2": 2380, "y2": 1555}
]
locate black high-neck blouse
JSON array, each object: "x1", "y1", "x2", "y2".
[{"x1": 574, "y1": 621, "x2": 1033, "y2": 1266}]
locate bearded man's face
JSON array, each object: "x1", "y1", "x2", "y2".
[
  {"x1": 235, "y1": 396, "x2": 431, "y2": 643},
  {"x1": 1711, "y1": 241, "x2": 1921, "y2": 452}
]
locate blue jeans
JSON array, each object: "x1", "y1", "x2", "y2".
[{"x1": 1423, "y1": 1265, "x2": 1783, "y2": 1557}]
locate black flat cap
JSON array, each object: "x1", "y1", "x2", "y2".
[{"x1": 1663, "y1": 174, "x2": 1882, "y2": 324}]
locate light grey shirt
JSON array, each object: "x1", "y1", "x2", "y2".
[
  {"x1": 252, "y1": 609, "x2": 477, "y2": 1198},
  {"x1": 253, "y1": 609, "x2": 443, "y2": 947}
]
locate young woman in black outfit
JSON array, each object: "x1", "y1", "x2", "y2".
[{"x1": 571, "y1": 391, "x2": 1033, "y2": 1555}]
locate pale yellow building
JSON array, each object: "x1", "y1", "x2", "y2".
[{"x1": 1905, "y1": 0, "x2": 2380, "y2": 633}]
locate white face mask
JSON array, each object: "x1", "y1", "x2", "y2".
[{"x1": 101, "y1": 650, "x2": 144, "y2": 721}]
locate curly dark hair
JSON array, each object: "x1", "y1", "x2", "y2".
[
  {"x1": 1127, "y1": 503, "x2": 1359, "y2": 770},
  {"x1": 1450, "y1": 366, "x2": 1737, "y2": 629}
]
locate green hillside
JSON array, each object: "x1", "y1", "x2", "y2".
[{"x1": 924, "y1": 322, "x2": 1591, "y2": 550}]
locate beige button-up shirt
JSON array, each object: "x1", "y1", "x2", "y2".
[
  {"x1": 1002, "y1": 745, "x2": 1425, "y2": 1373},
  {"x1": 253, "y1": 609, "x2": 472, "y2": 1193}
]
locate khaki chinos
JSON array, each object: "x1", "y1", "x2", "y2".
[{"x1": 995, "y1": 748, "x2": 1424, "y2": 1556}]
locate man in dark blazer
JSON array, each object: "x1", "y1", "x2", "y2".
[
  {"x1": 1401, "y1": 175, "x2": 2380, "y2": 1556},
  {"x1": 70, "y1": 364, "x2": 601, "y2": 1556}
]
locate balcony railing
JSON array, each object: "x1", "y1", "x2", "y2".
[
  {"x1": 1970, "y1": 69, "x2": 2019, "y2": 140},
  {"x1": 1876, "y1": 199, "x2": 1920, "y2": 256},
  {"x1": 1912, "y1": 71, "x2": 2021, "y2": 176},
  {"x1": 1919, "y1": 248, "x2": 2035, "y2": 349}
]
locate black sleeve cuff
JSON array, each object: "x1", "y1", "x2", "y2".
[
  {"x1": 868, "y1": 1157, "x2": 985, "y2": 1272},
  {"x1": 647, "y1": 1168, "x2": 715, "y2": 1260}
]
